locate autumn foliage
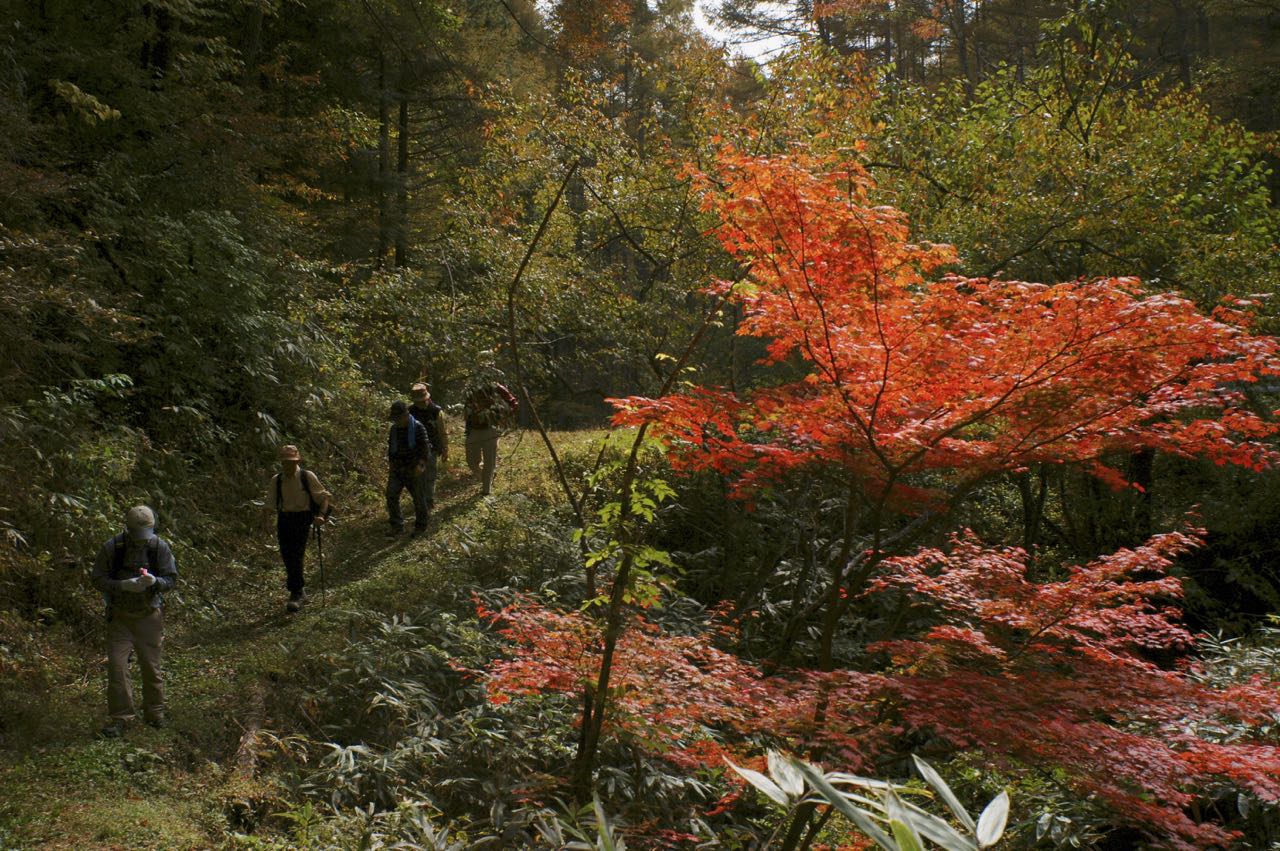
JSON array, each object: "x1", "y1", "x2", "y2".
[
  {"x1": 483, "y1": 151, "x2": 1280, "y2": 848},
  {"x1": 870, "y1": 530, "x2": 1280, "y2": 849},
  {"x1": 611, "y1": 150, "x2": 1280, "y2": 507},
  {"x1": 485, "y1": 530, "x2": 1280, "y2": 848}
]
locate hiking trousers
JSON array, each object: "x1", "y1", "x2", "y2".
[
  {"x1": 465, "y1": 426, "x2": 501, "y2": 495},
  {"x1": 417, "y1": 454, "x2": 439, "y2": 507},
  {"x1": 277, "y1": 510, "x2": 312, "y2": 594},
  {"x1": 106, "y1": 608, "x2": 165, "y2": 722},
  {"x1": 387, "y1": 465, "x2": 430, "y2": 531}
]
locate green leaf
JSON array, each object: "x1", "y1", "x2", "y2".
[
  {"x1": 912, "y1": 754, "x2": 977, "y2": 833},
  {"x1": 890, "y1": 820, "x2": 927, "y2": 851},
  {"x1": 885, "y1": 788, "x2": 926, "y2": 849},
  {"x1": 725, "y1": 758, "x2": 791, "y2": 807},
  {"x1": 592, "y1": 794, "x2": 618, "y2": 851},
  {"x1": 770, "y1": 752, "x2": 805, "y2": 799},
  {"x1": 795, "y1": 760, "x2": 896, "y2": 850}
]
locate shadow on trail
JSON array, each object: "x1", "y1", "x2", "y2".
[
  {"x1": 182, "y1": 473, "x2": 486, "y2": 648},
  {"x1": 188, "y1": 514, "x2": 427, "y2": 644}
]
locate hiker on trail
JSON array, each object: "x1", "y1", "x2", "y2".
[
  {"x1": 387, "y1": 399, "x2": 432, "y2": 536},
  {"x1": 408, "y1": 382, "x2": 448, "y2": 512},
  {"x1": 269, "y1": 444, "x2": 331, "y2": 612},
  {"x1": 463, "y1": 374, "x2": 519, "y2": 497},
  {"x1": 90, "y1": 505, "x2": 179, "y2": 737}
]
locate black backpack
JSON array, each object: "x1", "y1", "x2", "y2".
[{"x1": 275, "y1": 466, "x2": 325, "y2": 517}]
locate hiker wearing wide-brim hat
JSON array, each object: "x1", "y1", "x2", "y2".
[
  {"x1": 408, "y1": 382, "x2": 448, "y2": 510},
  {"x1": 386, "y1": 400, "x2": 432, "y2": 536},
  {"x1": 90, "y1": 505, "x2": 179, "y2": 737},
  {"x1": 267, "y1": 444, "x2": 331, "y2": 612}
]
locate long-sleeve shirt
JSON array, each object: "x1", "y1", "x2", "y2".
[
  {"x1": 464, "y1": 383, "x2": 519, "y2": 433},
  {"x1": 269, "y1": 468, "x2": 332, "y2": 514},
  {"x1": 91, "y1": 533, "x2": 179, "y2": 614},
  {"x1": 408, "y1": 401, "x2": 448, "y2": 457}
]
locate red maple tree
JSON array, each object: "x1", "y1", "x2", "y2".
[
  {"x1": 610, "y1": 149, "x2": 1280, "y2": 672},
  {"x1": 484, "y1": 531, "x2": 1280, "y2": 849},
  {"x1": 613, "y1": 149, "x2": 1280, "y2": 506},
  {"x1": 483, "y1": 152, "x2": 1280, "y2": 847}
]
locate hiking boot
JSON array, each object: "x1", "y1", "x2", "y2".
[
  {"x1": 99, "y1": 720, "x2": 125, "y2": 739},
  {"x1": 286, "y1": 591, "x2": 307, "y2": 612},
  {"x1": 144, "y1": 711, "x2": 168, "y2": 729}
]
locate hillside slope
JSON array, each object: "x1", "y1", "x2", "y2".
[{"x1": 0, "y1": 427, "x2": 603, "y2": 849}]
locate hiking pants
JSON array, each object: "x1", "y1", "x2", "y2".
[
  {"x1": 465, "y1": 426, "x2": 501, "y2": 495},
  {"x1": 417, "y1": 454, "x2": 438, "y2": 507},
  {"x1": 106, "y1": 608, "x2": 164, "y2": 722},
  {"x1": 277, "y1": 510, "x2": 312, "y2": 594},
  {"x1": 387, "y1": 466, "x2": 430, "y2": 531}
]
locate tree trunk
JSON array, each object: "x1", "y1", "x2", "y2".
[
  {"x1": 140, "y1": 2, "x2": 173, "y2": 78},
  {"x1": 395, "y1": 85, "x2": 410, "y2": 268},
  {"x1": 377, "y1": 50, "x2": 390, "y2": 267},
  {"x1": 1129, "y1": 449, "x2": 1154, "y2": 542},
  {"x1": 1172, "y1": 0, "x2": 1195, "y2": 86},
  {"x1": 240, "y1": 6, "x2": 264, "y2": 88},
  {"x1": 947, "y1": 1, "x2": 973, "y2": 93},
  {"x1": 1017, "y1": 466, "x2": 1049, "y2": 555}
]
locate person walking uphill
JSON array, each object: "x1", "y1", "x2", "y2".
[
  {"x1": 90, "y1": 505, "x2": 178, "y2": 738},
  {"x1": 387, "y1": 400, "x2": 432, "y2": 536},
  {"x1": 464, "y1": 377, "x2": 519, "y2": 496},
  {"x1": 269, "y1": 445, "x2": 331, "y2": 612},
  {"x1": 408, "y1": 382, "x2": 448, "y2": 512}
]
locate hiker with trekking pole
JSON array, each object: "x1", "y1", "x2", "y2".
[{"x1": 267, "y1": 444, "x2": 332, "y2": 612}]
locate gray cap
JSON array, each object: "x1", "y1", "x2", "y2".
[{"x1": 125, "y1": 505, "x2": 156, "y2": 540}]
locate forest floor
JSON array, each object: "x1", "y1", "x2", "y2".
[{"x1": 0, "y1": 428, "x2": 603, "y2": 850}]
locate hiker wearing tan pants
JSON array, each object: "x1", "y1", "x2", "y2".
[
  {"x1": 106, "y1": 609, "x2": 165, "y2": 726},
  {"x1": 90, "y1": 505, "x2": 179, "y2": 737},
  {"x1": 463, "y1": 378, "x2": 519, "y2": 496}
]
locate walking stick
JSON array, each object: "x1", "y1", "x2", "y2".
[{"x1": 314, "y1": 524, "x2": 326, "y2": 606}]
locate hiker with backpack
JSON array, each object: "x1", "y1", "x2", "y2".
[
  {"x1": 90, "y1": 505, "x2": 179, "y2": 737},
  {"x1": 269, "y1": 444, "x2": 332, "y2": 612},
  {"x1": 387, "y1": 400, "x2": 432, "y2": 536},
  {"x1": 408, "y1": 382, "x2": 448, "y2": 511},
  {"x1": 463, "y1": 374, "x2": 519, "y2": 496}
]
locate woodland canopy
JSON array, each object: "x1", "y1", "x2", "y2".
[{"x1": 2, "y1": 1, "x2": 1280, "y2": 849}]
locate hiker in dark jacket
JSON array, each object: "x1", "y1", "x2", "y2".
[
  {"x1": 267, "y1": 444, "x2": 331, "y2": 612},
  {"x1": 90, "y1": 505, "x2": 179, "y2": 737},
  {"x1": 408, "y1": 382, "x2": 448, "y2": 511},
  {"x1": 387, "y1": 399, "x2": 432, "y2": 536}
]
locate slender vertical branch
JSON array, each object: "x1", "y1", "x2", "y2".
[
  {"x1": 376, "y1": 48, "x2": 390, "y2": 267},
  {"x1": 503, "y1": 160, "x2": 588, "y2": 549},
  {"x1": 570, "y1": 278, "x2": 741, "y2": 798},
  {"x1": 394, "y1": 79, "x2": 410, "y2": 268}
]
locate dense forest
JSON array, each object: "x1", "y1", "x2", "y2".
[{"x1": 3, "y1": 0, "x2": 1280, "y2": 848}]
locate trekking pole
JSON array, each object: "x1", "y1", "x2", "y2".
[{"x1": 315, "y1": 524, "x2": 326, "y2": 606}]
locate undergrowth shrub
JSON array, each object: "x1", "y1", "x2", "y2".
[{"x1": 293, "y1": 595, "x2": 577, "y2": 820}]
